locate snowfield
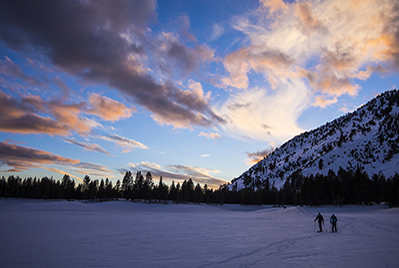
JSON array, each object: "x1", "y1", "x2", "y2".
[{"x1": 0, "y1": 199, "x2": 398, "y2": 268}]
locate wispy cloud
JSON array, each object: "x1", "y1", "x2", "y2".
[
  {"x1": 209, "y1": 23, "x2": 225, "y2": 41},
  {"x1": 246, "y1": 147, "x2": 275, "y2": 165},
  {"x1": 100, "y1": 134, "x2": 148, "y2": 151},
  {"x1": 62, "y1": 137, "x2": 112, "y2": 156},
  {"x1": 198, "y1": 132, "x2": 222, "y2": 140},
  {"x1": 258, "y1": 0, "x2": 288, "y2": 16},
  {"x1": 42, "y1": 166, "x2": 83, "y2": 182},
  {"x1": 72, "y1": 162, "x2": 115, "y2": 178},
  {"x1": 216, "y1": 0, "x2": 397, "y2": 142},
  {"x1": 128, "y1": 161, "x2": 227, "y2": 189},
  {"x1": 215, "y1": 81, "x2": 310, "y2": 143},
  {"x1": 0, "y1": 56, "x2": 44, "y2": 86},
  {"x1": 0, "y1": 140, "x2": 79, "y2": 172},
  {"x1": 0, "y1": 140, "x2": 115, "y2": 180}
]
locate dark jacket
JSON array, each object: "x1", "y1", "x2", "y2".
[{"x1": 315, "y1": 214, "x2": 324, "y2": 224}]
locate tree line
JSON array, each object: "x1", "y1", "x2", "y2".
[
  {"x1": 0, "y1": 171, "x2": 224, "y2": 204},
  {"x1": 225, "y1": 166, "x2": 399, "y2": 207},
  {"x1": 1, "y1": 166, "x2": 398, "y2": 207}
]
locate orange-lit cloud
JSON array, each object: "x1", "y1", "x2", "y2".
[
  {"x1": 217, "y1": 0, "x2": 397, "y2": 142},
  {"x1": 246, "y1": 147, "x2": 275, "y2": 165},
  {"x1": 223, "y1": 0, "x2": 397, "y2": 95},
  {"x1": 198, "y1": 132, "x2": 222, "y2": 140},
  {"x1": 259, "y1": 0, "x2": 287, "y2": 16},
  {"x1": 0, "y1": 140, "x2": 80, "y2": 172},
  {"x1": 86, "y1": 93, "x2": 134, "y2": 121},
  {"x1": 221, "y1": 46, "x2": 293, "y2": 89},
  {"x1": 312, "y1": 96, "x2": 338, "y2": 108},
  {"x1": 295, "y1": 1, "x2": 326, "y2": 34},
  {"x1": 0, "y1": 90, "x2": 70, "y2": 135},
  {"x1": 48, "y1": 101, "x2": 91, "y2": 135},
  {"x1": 0, "y1": 88, "x2": 137, "y2": 137}
]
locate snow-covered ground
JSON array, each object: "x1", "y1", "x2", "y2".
[{"x1": 0, "y1": 199, "x2": 398, "y2": 268}]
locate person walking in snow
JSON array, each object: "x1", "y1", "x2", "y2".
[
  {"x1": 330, "y1": 213, "x2": 338, "y2": 233},
  {"x1": 314, "y1": 212, "x2": 324, "y2": 232}
]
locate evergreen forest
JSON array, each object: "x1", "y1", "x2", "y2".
[{"x1": 1, "y1": 166, "x2": 399, "y2": 207}]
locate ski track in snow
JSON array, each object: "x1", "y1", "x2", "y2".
[{"x1": 0, "y1": 199, "x2": 398, "y2": 268}]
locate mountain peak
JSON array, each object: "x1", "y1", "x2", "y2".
[{"x1": 230, "y1": 89, "x2": 399, "y2": 190}]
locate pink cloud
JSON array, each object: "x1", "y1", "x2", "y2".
[
  {"x1": 312, "y1": 96, "x2": 338, "y2": 108},
  {"x1": 0, "y1": 89, "x2": 137, "y2": 136},
  {"x1": 86, "y1": 93, "x2": 134, "y2": 121},
  {"x1": 259, "y1": 0, "x2": 288, "y2": 16},
  {"x1": 198, "y1": 132, "x2": 222, "y2": 140},
  {"x1": 245, "y1": 147, "x2": 274, "y2": 165},
  {"x1": 0, "y1": 141, "x2": 80, "y2": 172}
]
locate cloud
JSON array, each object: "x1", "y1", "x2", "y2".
[
  {"x1": 41, "y1": 166, "x2": 83, "y2": 182},
  {"x1": 312, "y1": 96, "x2": 338, "y2": 108},
  {"x1": 0, "y1": 56, "x2": 44, "y2": 86},
  {"x1": 215, "y1": 80, "x2": 310, "y2": 143},
  {"x1": 100, "y1": 134, "x2": 148, "y2": 151},
  {"x1": 198, "y1": 132, "x2": 222, "y2": 140},
  {"x1": 216, "y1": 0, "x2": 397, "y2": 142},
  {"x1": 176, "y1": 14, "x2": 197, "y2": 42},
  {"x1": 295, "y1": 1, "x2": 326, "y2": 34},
  {"x1": 0, "y1": 0, "x2": 222, "y2": 130},
  {"x1": 72, "y1": 162, "x2": 115, "y2": 178},
  {"x1": 86, "y1": 93, "x2": 134, "y2": 121},
  {"x1": 258, "y1": 0, "x2": 288, "y2": 16},
  {"x1": 129, "y1": 161, "x2": 228, "y2": 189},
  {"x1": 47, "y1": 101, "x2": 92, "y2": 135},
  {"x1": 0, "y1": 90, "x2": 71, "y2": 135},
  {"x1": 209, "y1": 23, "x2": 225, "y2": 41},
  {"x1": 0, "y1": 140, "x2": 79, "y2": 172},
  {"x1": 157, "y1": 32, "x2": 215, "y2": 77},
  {"x1": 63, "y1": 137, "x2": 112, "y2": 156},
  {"x1": 0, "y1": 88, "x2": 136, "y2": 136},
  {"x1": 221, "y1": 45, "x2": 294, "y2": 89},
  {"x1": 380, "y1": 1, "x2": 399, "y2": 69},
  {"x1": 246, "y1": 147, "x2": 275, "y2": 165}
]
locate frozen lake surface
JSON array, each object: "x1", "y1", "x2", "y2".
[{"x1": 1, "y1": 199, "x2": 398, "y2": 267}]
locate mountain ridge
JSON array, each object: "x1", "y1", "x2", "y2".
[{"x1": 230, "y1": 89, "x2": 399, "y2": 190}]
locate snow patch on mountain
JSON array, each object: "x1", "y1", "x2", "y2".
[{"x1": 230, "y1": 89, "x2": 399, "y2": 190}]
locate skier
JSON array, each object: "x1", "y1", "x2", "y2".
[
  {"x1": 330, "y1": 213, "x2": 338, "y2": 233},
  {"x1": 314, "y1": 212, "x2": 324, "y2": 232}
]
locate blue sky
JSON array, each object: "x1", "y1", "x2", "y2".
[{"x1": 1, "y1": 0, "x2": 398, "y2": 188}]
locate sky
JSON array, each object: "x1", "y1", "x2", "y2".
[{"x1": 0, "y1": 0, "x2": 398, "y2": 188}]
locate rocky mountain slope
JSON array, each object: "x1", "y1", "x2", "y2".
[{"x1": 230, "y1": 89, "x2": 399, "y2": 190}]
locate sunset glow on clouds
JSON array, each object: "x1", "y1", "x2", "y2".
[{"x1": 0, "y1": 0, "x2": 398, "y2": 187}]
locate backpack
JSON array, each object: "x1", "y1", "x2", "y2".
[{"x1": 331, "y1": 216, "x2": 337, "y2": 223}]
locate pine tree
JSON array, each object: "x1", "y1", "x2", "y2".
[
  {"x1": 133, "y1": 171, "x2": 144, "y2": 201},
  {"x1": 83, "y1": 175, "x2": 91, "y2": 199},
  {"x1": 122, "y1": 171, "x2": 133, "y2": 200}
]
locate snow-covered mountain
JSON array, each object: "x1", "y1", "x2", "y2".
[{"x1": 230, "y1": 89, "x2": 399, "y2": 190}]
